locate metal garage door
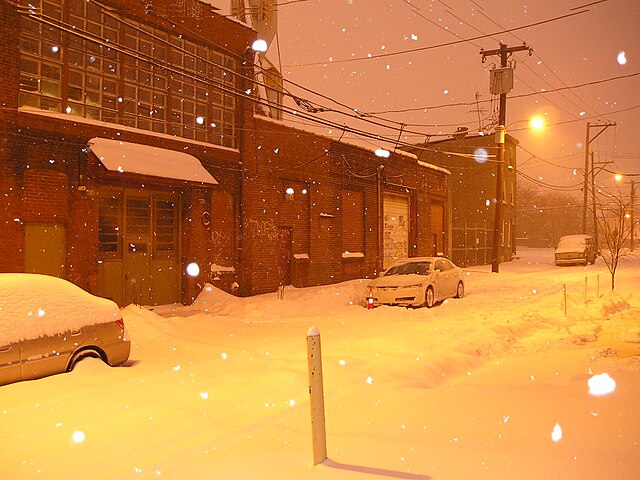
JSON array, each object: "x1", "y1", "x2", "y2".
[{"x1": 383, "y1": 194, "x2": 410, "y2": 269}]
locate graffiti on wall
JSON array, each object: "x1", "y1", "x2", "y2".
[
  {"x1": 383, "y1": 213, "x2": 408, "y2": 268},
  {"x1": 244, "y1": 218, "x2": 279, "y2": 241},
  {"x1": 211, "y1": 230, "x2": 232, "y2": 263}
]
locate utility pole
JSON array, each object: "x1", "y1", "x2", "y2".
[
  {"x1": 480, "y1": 42, "x2": 533, "y2": 273},
  {"x1": 590, "y1": 152, "x2": 599, "y2": 251},
  {"x1": 583, "y1": 122, "x2": 616, "y2": 234},
  {"x1": 631, "y1": 180, "x2": 636, "y2": 252}
]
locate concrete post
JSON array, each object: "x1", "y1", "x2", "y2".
[{"x1": 306, "y1": 326, "x2": 327, "y2": 465}]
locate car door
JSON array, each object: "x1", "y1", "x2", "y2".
[
  {"x1": 0, "y1": 343, "x2": 21, "y2": 386},
  {"x1": 434, "y1": 259, "x2": 456, "y2": 298},
  {"x1": 20, "y1": 330, "x2": 81, "y2": 381}
]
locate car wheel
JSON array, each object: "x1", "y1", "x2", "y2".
[
  {"x1": 67, "y1": 348, "x2": 104, "y2": 372},
  {"x1": 455, "y1": 281, "x2": 464, "y2": 298},
  {"x1": 424, "y1": 286, "x2": 435, "y2": 308}
]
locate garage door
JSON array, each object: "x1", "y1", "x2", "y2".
[{"x1": 383, "y1": 194, "x2": 409, "y2": 269}]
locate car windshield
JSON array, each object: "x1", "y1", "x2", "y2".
[
  {"x1": 384, "y1": 262, "x2": 431, "y2": 276},
  {"x1": 558, "y1": 237, "x2": 586, "y2": 248}
]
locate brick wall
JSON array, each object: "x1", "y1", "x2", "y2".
[
  {"x1": 240, "y1": 117, "x2": 450, "y2": 295},
  {"x1": 0, "y1": 2, "x2": 22, "y2": 271}
]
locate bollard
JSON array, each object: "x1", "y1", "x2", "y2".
[
  {"x1": 597, "y1": 274, "x2": 600, "y2": 297},
  {"x1": 585, "y1": 276, "x2": 588, "y2": 304},
  {"x1": 306, "y1": 327, "x2": 327, "y2": 465},
  {"x1": 367, "y1": 288, "x2": 374, "y2": 309},
  {"x1": 563, "y1": 283, "x2": 567, "y2": 317}
]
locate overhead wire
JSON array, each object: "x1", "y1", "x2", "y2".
[{"x1": 282, "y1": 9, "x2": 589, "y2": 67}]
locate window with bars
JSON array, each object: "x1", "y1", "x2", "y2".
[
  {"x1": 18, "y1": 0, "x2": 238, "y2": 148},
  {"x1": 154, "y1": 198, "x2": 178, "y2": 259},
  {"x1": 126, "y1": 197, "x2": 151, "y2": 235},
  {"x1": 98, "y1": 193, "x2": 122, "y2": 258}
]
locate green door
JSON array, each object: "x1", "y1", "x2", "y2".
[
  {"x1": 124, "y1": 195, "x2": 152, "y2": 306},
  {"x1": 24, "y1": 223, "x2": 66, "y2": 277}
]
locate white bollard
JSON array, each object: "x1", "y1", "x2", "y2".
[{"x1": 306, "y1": 326, "x2": 327, "y2": 465}]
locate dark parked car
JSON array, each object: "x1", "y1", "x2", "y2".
[
  {"x1": 0, "y1": 274, "x2": 131, "y2": 386},
  {"x1": 554, "y1": 234, "x2": 597, "y2": 266}
]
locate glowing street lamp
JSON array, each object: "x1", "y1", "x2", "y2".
[
  {"x1": 528, "y1": 116, "x2": 545, "y2": 130},
  {"x1": 491, "y1": 116, "x2": 546, "y2": 273}
]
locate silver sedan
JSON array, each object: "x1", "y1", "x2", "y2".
[{"x1": 367, "y1": 257, "x2": 465, "y2": 308}]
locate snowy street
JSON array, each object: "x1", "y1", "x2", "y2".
[{"x1": 1, "y1": 248, "x2": 639, "y2": 479}]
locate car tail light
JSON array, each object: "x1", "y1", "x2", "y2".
[{"x1": 115, "y1": 319, "x2": 125, "y2": 330}]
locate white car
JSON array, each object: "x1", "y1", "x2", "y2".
[
  {"x1": 554, "y1": 234, "x2": 598, "y2": 266},
  {"x1": 367, "y1": 257, "x2": 465, "y2": 308}
]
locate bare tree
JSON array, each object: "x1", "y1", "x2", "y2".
[
  {"x1": 516, "y1": 182, "x2": 583, "y2": 247},
  {"x1": 597, "y1": 192, "x2": 632, "y2": 290}
]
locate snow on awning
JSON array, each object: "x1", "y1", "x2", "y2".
[{"x1": 88, "y1": 137, "x2": 218, "y2": 185}]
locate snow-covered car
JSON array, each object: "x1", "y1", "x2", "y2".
[
  {"x1": 554, "y1": 234, "x2": 597, "y2": 266},
  {"x1": 0, "y1": 274, "x2": 131, "y2": 386},
  {"x1": 367, "y1": 257, "x2": 465, "y2": 308}
]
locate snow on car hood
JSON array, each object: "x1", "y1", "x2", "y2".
[
  {"x1": 555, "y1": 246, "x2": 586, "y2": 254},
  {"x1": 0, "y1": 274, "x2": 121, "y2": 345},
  {"x1": 371, "y1": 273, "x2": 430, "y2": 287}
]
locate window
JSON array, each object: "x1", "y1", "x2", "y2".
[
  {"x1": 18, "y1": 0, "x2": 238, "y2": 147},
  {"x1": 126, "y1": 198, "x2": 151, "y2": 235},
  {"x1": 342, "y1": 189, "x2": 364, "y2": 253},
  {"x1": 99, "y1": 193, "x2": 122, "y2": 258},
  {"x1": 154, "y1": 197, "x2": 178, "y2": 259}
]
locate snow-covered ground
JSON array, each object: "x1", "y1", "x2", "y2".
[{"x1": 1, "y1": 248, "x2": 639, "y2": 479}]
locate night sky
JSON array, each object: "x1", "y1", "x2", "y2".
[{"x1": 212, "y1": 0, "x2": 639, "y2": 194}]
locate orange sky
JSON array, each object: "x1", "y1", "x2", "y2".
[{"x1": 211, "y1": 0, "x2": 639, "y2": 195}]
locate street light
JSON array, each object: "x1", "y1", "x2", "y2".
[{"x1": 491, "y1": 116, "x2": 545, "y2": 273}]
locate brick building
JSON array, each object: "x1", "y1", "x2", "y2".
[
  {"x1": 402, "y1": 132, "x2": 518, "y2": 267},
  {"x1": 0, "y1": 0, "x2": 450, "y2": 305}
]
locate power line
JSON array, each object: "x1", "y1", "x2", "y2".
[{"x1": 283, "y1": 9, "x2": 589, "y2": 67}]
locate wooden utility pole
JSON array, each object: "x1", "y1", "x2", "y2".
[
  {"x1": 631, "y1": 180, "x2": 636, "y2": 252},
  {"x1": 480, "y1": 43, "x2": 532, "y2": 273},
  {"x1": 583, "y1": 122, "x2": 616, "y2": 234}
]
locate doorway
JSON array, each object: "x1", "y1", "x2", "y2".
[{"x1": 277, "y1": 227, "x2": 292, "y2": 286}]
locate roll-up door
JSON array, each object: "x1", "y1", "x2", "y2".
[{"x1": 383, "y1": 194, "x2": 410, "y2": 269}]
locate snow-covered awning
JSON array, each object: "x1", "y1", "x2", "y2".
[{"x1": 88, "y1": 137, "x2": 218, "y2": 185}]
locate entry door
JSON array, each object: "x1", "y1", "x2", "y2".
[
  {"x1": 278, "y1": 227, "x2": 292, "y2": 286},
  {"x1": 124, "y1": 194, "x2": 151, "y2": 305},
  {"x1": 24, "y1": 223, "x2": 66, "y2": 277},
  {"x1": 430, "y1": 203, "x2": 445, "y2": 256}
]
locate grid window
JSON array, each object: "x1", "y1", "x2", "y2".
[
  {"x1": 18, "y1": 0, "x2": 239, "y2": 147},
  {"x1": 154, "y1": 198, "x2": 178, "y2": 259},
  {"x1": 99, "y1": 193, "x2": 122, "y2": 258}
]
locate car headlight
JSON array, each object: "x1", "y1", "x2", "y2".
[{"x1": 405, "y1": 283, "x2": 423, "y2": 288}]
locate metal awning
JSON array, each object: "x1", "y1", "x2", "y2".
[{"x1": 87, "y1": 137, "x2": 218, "y2": 185}]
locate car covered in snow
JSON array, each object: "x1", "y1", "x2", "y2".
[
  {"x1": 0, "y1": 274, "x2": 131, "y2": 386},
  {"x1": 554, "y1": 234, "x2": 598, "y2": 266},
  {"x1": 366, "y1": 257, "x2": 465, "y2": 308}
]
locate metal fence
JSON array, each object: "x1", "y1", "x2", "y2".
[{"x1": 451, "y1": 224, "x2": 492, "y2": 267}]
